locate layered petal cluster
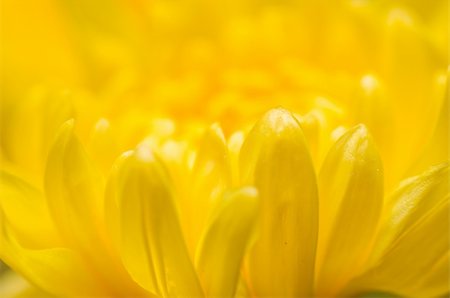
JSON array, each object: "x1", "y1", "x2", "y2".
[
  {"x1": 1, "y1": 107, "x2": 448, "y2": 297},
  {"x1": 0, "y1": 0, "x2": 448, "y2": 297}
]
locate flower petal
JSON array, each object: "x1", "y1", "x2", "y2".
[
  {"x1": 344, "y1": 199, "x2": 449, "y2": 297},
  {"x1": 381, "y1": 8, "x2": 445, "y2": 186},
  {"x1": 183, "y1": 124, "x2": 232, "y2": 253},
  {"x1": 0, "y1": 270, "x2": 54, "y2": 298},
  {"x1": 196, "y1": 187, "x2": 258, "y2": 297},
  {"x1": 0, "y1": 90, "x2": 73, "y2": 180},
  {"x1": 114, "y1": 146, "x2": 204, "y2": 297},
  {"x1": 192, "y1": 123, "x2": 231, "y2": 199},
  {"x1": 343, "y1": 162, "x2": 449, "y2": 297},
  {"x1": 104, "y1": 151, "x2": 133, "y2": 254},
  {"x1": 0, "y1": 171, "x2": 60, "y2": 248},
  {"x1": 316, "y1": 124, "x2": 383, "y2": 295},
  {"x1": 409, "y1": 74, "x2": 448, "y2": 176},
  {"x1": 0, "y1": 210, "x2": 103, "y2": 297},
  {"x1": 240, "y1": 108, "x2": 318, "y2": 297},
  {"x1": 44, "y1": 119, "x2": 105, "y2": 250},
  {"x1": 370, "y1": 162, "x2": 449, "y2": 262},
  {"x1": 88, "y1": 118, "x2": 121, "y2": 174},
  {"x1": 44, "y1": 120, "x2": 146, "y2": 296}
]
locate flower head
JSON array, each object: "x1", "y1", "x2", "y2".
[
  {"x1": 1, "y1": 105, "x2": 448, "y2": 297},
  {"x1": 0, "y1": 0, "x2": 448, "y2": 297}
]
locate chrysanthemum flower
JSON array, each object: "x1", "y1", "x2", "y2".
[
  {"x1": 0, "y1": 0, "x2": 448, "y2": 297},
  {"x1": 1, "y1": 105, "x2": 449, "y2": 297}
]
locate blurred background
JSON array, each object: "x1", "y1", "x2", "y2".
[
  {"x1": 1, "y1": 0, "x2": 447, "y2": 192},
  {"x1": 1, "y1": 0, "x2": 446, "y2": 127}
]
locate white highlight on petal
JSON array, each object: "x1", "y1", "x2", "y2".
[
  {"x1": 135, "y1": 142, "x2": 155, "y2": 162},
  {"x1": 94, "y1": 118, "x2": 110, "y2": 132},
  {"x1": 387, "y1": 9, "x2": 413, "y2": 27},
  {"x1": 361, "y1": 75, "x2": 378, "y2": 94}
]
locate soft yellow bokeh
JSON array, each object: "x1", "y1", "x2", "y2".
[{"x1": 1, "y1": 0, "x2": 447, "y2": 185}]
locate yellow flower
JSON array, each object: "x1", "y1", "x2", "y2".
[
  {"x1": 0, "y1": 0, "x2": 448, "y2": 297},
  {"x1": 1, "y1": 106, "x2": 449, "y2": 297}
]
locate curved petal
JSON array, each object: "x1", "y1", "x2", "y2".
[
  {"x1": 0, "y1": 90, "x2": 74, "y2": 180},
  {"x1": 417, "y1": 252, "x2": 449, "y2": 297},
  {"x1": 408, "y1": 74, "x2": 448, "y2": 176},
  {"x1": 344, "y1": 199, "x2": 449, "y2": 297},
  {"x1": 0, "y1": 171, "x2": 60, "y2": 248},
  {"x1": 351, "y1": 75, "x2": 394, "y2": 182},
  {"x1": 380, "y1": 8, "x2": 446, "y2": 187},
  {"x1": 228, "y1": 130, "x2": 245, "y2": 186},
  {"x1": 44, "y1": 119, "x2": 105, "y2": 250},
  {"x1": 195, "y1": 187, "x2": 258, "y2": 297},
  {"x1": 370, "y1": 162, "x2": 449, "y2": 262},
  {"x1": 316, "y1": 125, "x2": 383, "y2": 296},
  {"x1": 343, "y1": 163, "x2": 449, "y2": 297},
  {"x1": 0, "y1": 270, "x2": 54, "y2": 298},
  {"x1": 104, "y1": 151, "x2": 133, "y2": 254},
  {"x1": 240, "y1": 108, "x2": 318, "y2": 297},
  {"x1": 0, "y1": 209, "x2": 104, "y2": 297},
  {"x1": 87, "y1": 118, "x2": 121, "y2": 175},
  {"x1": 183, "y1": 123, "x2": 232, "y2": 253},
  {"x1": 114, "y1": 145, "x2": 204, "y2": 297},
  {"x1": 44, "y1": 120, "x2": 146, "y2": 296}
]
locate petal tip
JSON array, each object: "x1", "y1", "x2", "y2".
[
  {"x1": 62, "y1": 118, "x2": 75, "y2": 129},
  {"x1": 54, "y1": 119, "x2": 76, "y2": 142},
  {"x1": 94, "y1": 118, "x2": 111, "y2": 132},
  {"x1": 135, "y1": 143, "x2": 155, "y2": 163},
  {"x1": 261, "y1": 107, "x2": 300, "y2": 134},
  {"x1": 387, "y1": 8, "x2": 414, "y2": 27},
  {"x1": 341, "y1": 124, "x2": 371, "y2": 148},
  {"x1": 240, "y1": 186, "x2": 258, "y2": 199},
  {"x1": 353, "y1": 123, "x2": 369, "y2": 135}
]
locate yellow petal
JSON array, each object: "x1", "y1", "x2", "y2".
[
  {"x1": 196, "y1": 187, "x2": 258, "y2": 297},
  {"x1": 192, "y1": 123, "x2": 231, "y2": 199},
  {"x1": 381, "y1": 8, "x2": 446, "y2": 187},
  {"x1": 183, "y1": 123, "x2": 231, "y2": 253},
  {"x1": 296, "y1": 101, "x2": 347, "y2": 168},
  {"x1": 0, "y1": 89, "x2": 74, "y2": 182},
  {"x1": 316, "y1": 124, "x2": 383, "y2": 296},
  {"x1": 228, "y1": 130, "x2": 245, "y2": 186},
  {"x1": 343, "y1": 163, "x2": 449, "y2": 297},
  {"x1": 344, "y1": 199, "x2": 449, "y2": 297},
  {"x1": 370, "y1": 162, "x2": 449, "y2": 262},
  {"x1": 104, "y1": 151, "x2": 133, "y2": 254},
  {"x1": 351, "y1": 75, "x2": 395, "y2": 183},
  {"x1": 240, "y1": 108, "x2": 318, "y2": 297},
  {"x1": 0, "y1": 210, "x2": 103, "y2": 297},
  {"x1": 0, "y1": 270, "x2": 54, "y2": 298},
  {"x1": 409, "y1": 73, "x2": 449, "y2": 176},
  {"x1": 88, "y1": 118, "x2": 120, "y2": 174},
  {"x1": 416, "y1": 252, "x2": 449, "y2": 297},
  {"x1": 114, "y1": 145, "x2": 204, "y2": 297},
  {"x1": 44, "y1": 120, "x2": 145, "y2": 296},
  {"x1": 0, "y1": 171, "x2": 60, "y2": 248},
  {"x1": 44, "y1": 119, "x2": 105, "y2": 250}
]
